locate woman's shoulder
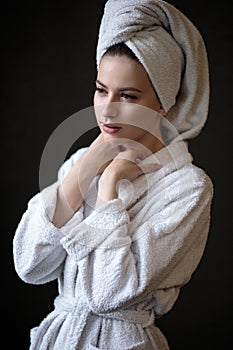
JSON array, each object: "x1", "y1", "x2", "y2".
[
  {"x1": 57, "y1": 147, "x2": 88, "y2": 180},
  {"x1": 176, "y1": 162, "x2": 214, "y2": 198},
  {"x1": 68, "y1": 147, "x2": 88, "y2": 165},
  {"x1": 155, "y1": 141, "x2": 213, "y2": 195},
  {"x1": 169, "y1": 141, "x2": 213, "y2": 193}
]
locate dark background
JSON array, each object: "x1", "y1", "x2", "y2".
[{"x1": 1, "y1": 1, "x2": 232, "y2": 349}]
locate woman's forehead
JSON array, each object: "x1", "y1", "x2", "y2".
[{"x1": 97, "y1": 55, "x2": 152, "y2": 89}]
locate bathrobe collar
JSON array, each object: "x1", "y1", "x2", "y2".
[{"x1": 117, "y1": 140, "x2": 193, "y2": 208}]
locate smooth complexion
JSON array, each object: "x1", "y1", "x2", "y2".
[
  {"x1": 52, "y1": 55, "x2": 164, "y2": 227},
  {"x1": 94, "y1": 54, "x2": 165, "y2": 150}
]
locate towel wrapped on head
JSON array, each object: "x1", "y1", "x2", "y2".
[{"x1": 96, "y1": 0, "x2": 210, "y2": 142}]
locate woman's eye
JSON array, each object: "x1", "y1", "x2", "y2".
[
  {"x1": 95, "y1": 87, "x2": 107, "y2": 95},
  {"x1": 121, "y1": 93, "x2": 137, "y2": 100}
]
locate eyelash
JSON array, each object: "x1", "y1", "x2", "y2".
[
  {"x1": 95, "y1": 87, "x2": 106, "y2": 94},
  {"x1": 121, "y1": 93, "x2": 137, "y2": 100},
  {"x1": 95, "y1": 87, "x2": 137, "y2": 100}
]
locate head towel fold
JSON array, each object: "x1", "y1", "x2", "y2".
[{"x1": 96, "y1": 0, "x2": 210, "y2": 142}]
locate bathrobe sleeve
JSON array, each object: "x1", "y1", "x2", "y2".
[
  {"x1": 62, "y1": 165, "x2": 213, "y2": 313},
  {"x1": 13, "y1": 148, "x2": 86, "y2": 285}
]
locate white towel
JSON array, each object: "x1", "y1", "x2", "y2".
[{"x1": 96, "y1": 0, "x2": 210, "y2": 142}]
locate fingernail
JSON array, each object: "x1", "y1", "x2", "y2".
[
  {"x1": 118, "y1": 145, "x2": 126, "y2": 152},
  {"x1": 155, "y1": 164, "x2": 162, "y2": 169}
]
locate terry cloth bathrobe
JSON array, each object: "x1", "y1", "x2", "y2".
[
  {"x1": 13, "y1": 1, "x2": 214, "y2": 349},
  {"x1": 13, "y1": 141, "x2": 213, "y2": 350}
]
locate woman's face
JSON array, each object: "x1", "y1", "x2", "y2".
[{"x1": 94, "y1": 54, "x2": 165, "y2": 149}]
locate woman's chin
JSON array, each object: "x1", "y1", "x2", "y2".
[{"x1": 102, "y1": 132, "x2": 121, "y2": 142}]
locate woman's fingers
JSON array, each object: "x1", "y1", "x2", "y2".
[
  {"x1": 116, "y1": 148, "x2": 150, "y2": 164},
  {"x1": 139, "y1": 163, "x2": 162, "y2": 174},
  {"x1": 87, "y1": 136, "x2": 162, "y2": 177}
]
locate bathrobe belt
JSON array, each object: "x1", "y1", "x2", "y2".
[{"x1": 54, "y1": 294, "x2": 155, "y2": 347}]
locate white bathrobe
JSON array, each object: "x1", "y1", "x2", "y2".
[{"x1": 13, "y1": 140, "x2": 213, "y2": 349}]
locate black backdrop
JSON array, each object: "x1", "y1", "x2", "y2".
[{"x1": 1, "y1": 1, "x2": 232, "y2": 349}]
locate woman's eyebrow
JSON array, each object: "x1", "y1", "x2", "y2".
[
  {"x1": 95, "y1": 79, "x2": 107, "y2": 88},
  {"x1": 95, "y1": 80, "x2": 142, "y2": 93}
]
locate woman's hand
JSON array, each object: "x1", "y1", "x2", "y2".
[
  {"x1": 96, "y1": 145, "x2": 162, "y2": 208},
  {"x1": 78, "y1": 133, "x2": 120, "y2": 175},
  {"x1": 106, "y1": 148, "x2": 160, "y2": 181},
  {"x1": 52, "y1": 133, "x2": 121, "y2": 227}
]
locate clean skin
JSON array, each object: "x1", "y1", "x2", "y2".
[{"x1": 52, "y1": 54, "x2": 165, "y2": 227}]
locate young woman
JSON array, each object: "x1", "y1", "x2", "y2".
[{"x1": 13, "y1": 1, "x2": 214, "y2": 349}]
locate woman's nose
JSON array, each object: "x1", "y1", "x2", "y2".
[{"x1": 102, "y1": 99, "x2": 119, "y2": 119}]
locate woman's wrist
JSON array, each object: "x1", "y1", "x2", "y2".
[
  {"x1": 96, "y1": 174, "x2": 119, "y2": 208},
  {"x1": 52, "y1": 158, "x2": 98, "y2": 227}
]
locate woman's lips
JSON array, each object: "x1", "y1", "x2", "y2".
[{"x1": 102, "y1": 123, "x2": 122, "y2": 134}]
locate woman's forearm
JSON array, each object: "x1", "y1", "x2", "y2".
[
  {"x1": 52, "y1": 160, "x2": 97, "y2": 228},
  {"x1": 95, "y1": 174, "x2": 119, "y2": 209}
]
